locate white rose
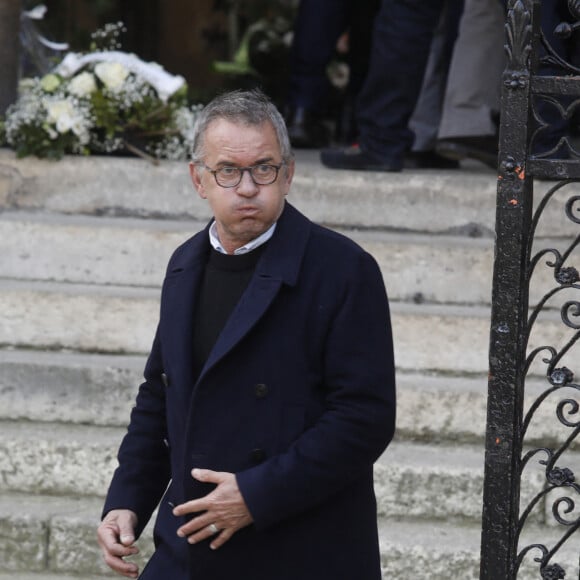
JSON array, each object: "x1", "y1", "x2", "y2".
[
  {"x1": 45, "y1": 99, "x2": 77, "y2": 133},
  {"x1": 94, "y1": 61, "x2": 129, "y2": 91},
  {"x1": 68, "y1": 72, "x2": 97, "y2": 97}
]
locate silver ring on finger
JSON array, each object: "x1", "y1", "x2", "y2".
[{"x1": 208, "y1": 523, "x2": 219, "y2": 535}]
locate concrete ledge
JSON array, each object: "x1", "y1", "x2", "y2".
[
  {"x1": 1, "y1": 209, "x2": 570, "y2": 307},
  {"x1": 0, "y1": 423, "x2": 498, "y2": 522},
  {"x1": 380, "y1": 517, "x2": 580, "y2": 579},
  {"x1": 395, "y1": 373, "x2": 579, "y2": 448},
  {"x1": 0, "y1": 149, "x2": 499, "y2": 234},
  {"x1": 8, "y1": 493, "x2": 494, "y2": 579},
  {"x1": 0, "y1": 505, "x2": 47, "y2": 572},
  {"x1": 377, "y1": 441, "x2": 544, "y2": 523},
  {"x1": 0, "y1": 575, "x2": 113, "y2": 579},
  {"x1": 0, "y1": 422, "x2": 122, "y2": 496},
  {"x1": 0, "y1": 350, "x2": 144, "y2": 427},
  {"x1": 0, "y1": 212, "x2": 197, "y2": 289},
  {"x1": 0, "y1": 350, "x2": 572, "y2": 448},
  {"x1": 379, "y1": 519, "x2": 481, "y2": 579},
  {"x1": 2, "y1": 149, "x2": 578, "y2": 238},
  {"x1": 376, "y1": 441, "x2": 485, "y2": 521},
  {"x1": 1, "y1": 280, "x2": 576, "y2": 374},
  {"x1": 0, "y1": 210, "x2": 496, "y2": 305},
  {"x1": 0, "y1": 492, "x2": 570, "y2": 580},
  {"x1": 1, "y1": 281, "x2": 496, "y2": 371},
  {"x1": 0, "y1": 280, "x2": 159, "y2": 354},
  {"x1": 0, "y1": 493, "x2": 153, "y2": 576}
]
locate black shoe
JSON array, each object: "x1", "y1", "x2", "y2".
[
  {"x1": 404, "y1": 150, "x2": 459, "y2": 170},
  {"x1": 320, "y1": 145, "x2": 403, "y2": 172},
  {"x1": 285, "y1": 107, "x2": 330, "y2": 149},
  {"x1": 436, "y1": 136, "x2": 498, "y2": 169}
]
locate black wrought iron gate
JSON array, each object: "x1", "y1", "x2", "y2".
[{"x1": 480, "y1": 1, "x2": 580, "y2": 578}]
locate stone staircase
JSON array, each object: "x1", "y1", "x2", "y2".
[{"x1": 0, "y1": 148, "x2": 575, "y2": 579}]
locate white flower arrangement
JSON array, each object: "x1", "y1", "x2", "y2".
[
  {"x1": 1, "y1": 23, "x2": 202, "y2": 162},
  {"x1": 68, "y1": 71, "x2": 97, "y2": 97},
  {"x1": 94, "y1": 61, "x2": 129, "y2": 92}
]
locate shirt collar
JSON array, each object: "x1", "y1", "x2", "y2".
[{"x1": 209, "y1": 221, "x2": 277, "y2": 255}]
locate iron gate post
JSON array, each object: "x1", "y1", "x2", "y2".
[{"x1": 480, "y1": 1, "x2": 539, "y2": 578}]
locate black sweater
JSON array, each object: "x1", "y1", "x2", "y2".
[{"x1": 192, "y1": 245, "x2": 266, "y2": 377}]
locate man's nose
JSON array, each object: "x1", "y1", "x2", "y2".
[{"x1": 236, "y1": 169, "x2": 259, "y2": 195}]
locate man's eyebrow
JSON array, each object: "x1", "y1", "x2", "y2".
[{"x1": 214, "y1": 156, "x2": 275, "y2": 167}]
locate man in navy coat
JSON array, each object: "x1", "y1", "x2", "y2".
[{"x1": 97, "y1": 88, "x2": 396, "y2": 579}]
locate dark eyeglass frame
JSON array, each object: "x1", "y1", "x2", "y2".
[{"x1": 202, "y1": 162, "x2": 285, "y2": 188}]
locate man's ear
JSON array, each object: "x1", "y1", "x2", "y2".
[
  {"x1": 283, "y1": 159, "x2": 295, "y2": 195},
  {"x1": 189, "y1": 162, "x2": 206, "y2": 198}
]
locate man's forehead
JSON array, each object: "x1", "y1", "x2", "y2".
[
  {"x1": 203, "y1": 118, "x2": 281, "y2": 157},
  {"x1": 205, "y1": 117, "x2": 274, "y2": 136}
]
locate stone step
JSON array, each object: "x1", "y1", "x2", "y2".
[
  {"x1": 1, "y1": 349, "x2": 572, "y2": 449},
  {"x1": 2, "y1": 419, "x2": 563, "y2": 528},
  {"x1": 0, "y1": 492, "x2": 153, "y2": 577},
  {"x1": 2, "y1": 491, "x2": 481, "y2": 579},
  {"x1": 396, "y1": 372, "x2": 577, "y2": 448},
  {"x1": 380, "y1": 518, "x2": 580, "y2": 579},
  {"x1": 0, "y1": 210, "x2": 496, "y2": 305},
  {"x1": 1, "y1": 278, "x2": 576, "y2": 375},
  {"x1": 0, "y1": 211, "x2": 198, "y2": 289},
  {"x1": 379, "y1": 518, "x2": 481, "y2": 579},
  {"x1": 0, "y1": 575, "x2": 112, "y2": 580},
  {"x1": 1, "y1": 149, "x2": 574, "y2": 237},
  {"x1": 0, "y1": 279, "x2": 160, "y2": 355},
  {"x1": 0, "y1": 421, "x2": 121, "y2": 498},
  {"x1": 0, "y1": 420, "x2": 490, "y2": 522},
  {"x1": 0, "y1": 349, "x2": 144, "y2": 427},
  {"x1": 0, "y1": 490, "x2": 574, "y2": 579},
  {"x1": 0, "y1": 149, "x2": 497, "y2": 235},
  {"x1": 2, "y1": 208, "x2": 572, "y2": 308}
]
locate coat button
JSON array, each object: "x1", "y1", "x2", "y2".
[
  {"x1": 251, "y1": 448, "x2": 266, "y2": 463},
  {"x1": 254, "y1": 383, "x2": 268, "y2": 398},
  {"x1": 161, "y1": 373, "x2": 169, "y2": 388}
]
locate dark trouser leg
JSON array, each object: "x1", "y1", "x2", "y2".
[
  {"x1": 356, "y1": 0, "x2": 446, "y2": 164},
  {"x1": 287, "y1": 0, "x2": 351, "y2": 112},
  {"x1": 335, "y1": 0, "x2": 381, "y2": 143}
]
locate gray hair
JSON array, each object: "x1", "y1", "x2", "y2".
[{"x1": 190, "y1": 89, "x2": 293, "y2": 165}]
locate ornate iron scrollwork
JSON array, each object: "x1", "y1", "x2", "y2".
[
  {"x1": 514, "y1": 180, "x2": 580, "y2": 576},
  {"x1": 482, "y1": 2, "x2": 580, "y2": 576}
]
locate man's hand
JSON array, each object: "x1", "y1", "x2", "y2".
[
  {"x1": 97, "y1": 509, "x2": 140, "y2": 578},
  {"x1": 173, "y1": 468, "x2": 253, "y2": 550}
]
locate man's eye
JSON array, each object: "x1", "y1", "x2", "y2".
[
  {"x1": 219, "y1": 167, "x2": 238, "y2": 176},
  {"x1": 254, "y1": 164, "x2": 272, "y2": 174}
]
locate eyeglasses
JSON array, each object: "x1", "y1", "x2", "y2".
[{"x1": 202, "y1": 163, "x2": 285, "y2": 188}]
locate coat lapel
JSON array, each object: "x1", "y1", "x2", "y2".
[{"x1": 160, "y1": 226, "x2": 210, "y2": 384}]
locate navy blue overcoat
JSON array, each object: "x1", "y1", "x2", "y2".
[{"x1": 103, "y1": 202, "x2": 396, "y2": 579}]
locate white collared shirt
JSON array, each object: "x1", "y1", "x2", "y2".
[{"x1": 208, "y1": 221, "x2": 277, "y2": 255}]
